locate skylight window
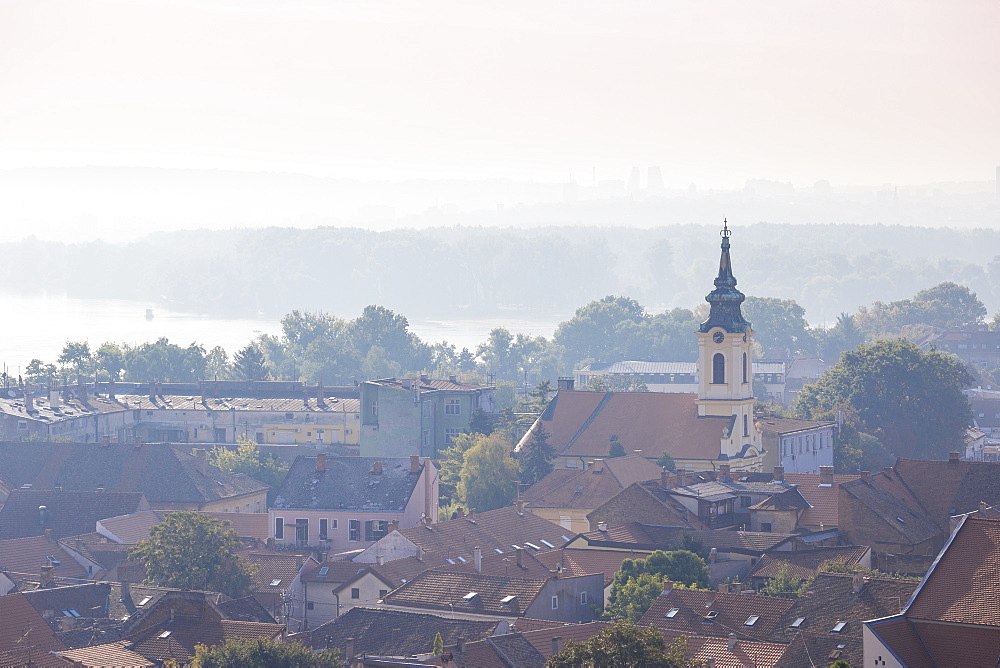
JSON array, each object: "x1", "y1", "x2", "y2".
[
  {"x1": 159, "y1": 631, "x2": 172, "y2": 638},
  {"x1": 270, "y1": 579, "x2": 282, "y2": 587},
  {"x1": 704, "y1": 611, "x2": 718, "y2": 621},
  {"x1": 500, "y1": 595, "x2": 517, "y2": 606},
  {"x1": 138, "y1": 597, "x2": 152, "y2": 606},
  {"x1": 831, "y1": 621, "x2": 847, "y2": 634},
  {"x1": 511, "y1": 544, "x2": 522, "y2": 550},
  {"x1": 446, "y1": 558, "x2": 456, "y2": 565},
  {"x1": 61, "y1": 609, "x2": 80, "y2": 617},
  {"x1": 457, "y1": 556, "x2": 467, "y2": 563},
  {"x1": 665, "y1": 608, "x2": 680, "y2": 619},
  {"x1": 318, "y1": 567, "x2": 329, "y2": 576},
  {"x1": 494, "y1": 548, "x2": 504, "y2": 554},
  {"x1": 539, "y1": 539, "x2": 555, "y2": 549},
  {"x1": 745, "y1": 616, "x2": 759, "y2": 626},
  {"x1": 790, "y1": 617, "x2": 806, "y2": 629},
  {"x1": 895, "y1": 517, "x2": 906, "y2": 523},
  {"x1": 462, "y1": 592, "x2": 479, "y2": 604},
  {"x1": 560, "y1": 535, "x2": 571, "y2": 542},
  {"x1": 524, "y1": 542, "x2": 541, "y2": 551}
]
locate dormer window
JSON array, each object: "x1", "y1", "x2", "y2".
[
  {"x1": 500, "y1": 595, "x2": 517, "y2": 607},
  {"x1": 462, "y1": 592, "x2": 479, "y2": 604}
]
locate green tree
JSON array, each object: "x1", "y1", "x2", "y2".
[
  {"x1": 129, "y1": 511, "x2": 256, "y2": 598},
  {"x1": 743, "y1": 296, "x2": 815, "y2": 358},
  {"x1": 815, "y1": 312, "x2": 866, "y2": 360},
  {"x1": 609, "y1": 440, "x2": 626, "y2": 458},
  {"x1": 761, "y1": 563, "x2": 811, "y2": 599},
  {"x1": 587, "y1": 375, "x2": 648, "y2": 392},
  {"x1": 432, "y1": 632, "x2": 444, "y2": 655},
  {"x1": 191, "y1": 638, "x2": 341, "y2": 667},
  {"x1": 95, "y1": 343, "x2": 127, "y2": 381},
  {"x1": 795, "y1": 339, "x2": 973, "y2": 460},
  {"x1": 436, "y1": 432, "x2": 477, "y2": 505},
  {"x1": 607, "y1": 550, "x2": 710, "y2": 621},
  {"x1": 554, "y1": 295, "x2": 646, "y2": 367},
  {"x1": 58, "y1": 340, "x2": 92, "y2": 381},
  {"x1": 656, "y1": 451, "x2": 676, "y2": 472},
  {"x1": 24, "y1": 358, "x2": 57, "y2": 384},
  {"x1": 467, "y1": 407, "x2": 494, "y2": 436},
  {"x1": 457, "y1": 432, "x2": 521, "y2": 512},
  {"x1": 209, "y1": 439, "x2": 288, "y2": 504},
  {"x1": 676, "y1": 532, "x2": 708, "y2": 560},
  {"x1": 547, "y1": 620, "x2": 691, "y2": 667},
  {"x1": 517, "y1": 423, "x2": 556, "y2": 485},
  {"x1": 605, "y1": 571, "x2": 662, "y2": 622},
  {"x1": 123, "y1": 338, "x2": 208, "y2": 382},
  {"x1": 233, "y1": 343, "x2": 268, "y2": 380}
]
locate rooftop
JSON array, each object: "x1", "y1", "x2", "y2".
[
  {"x1": 272, "y1": 456, "x2": 427, "y2": 511},
  {"x1": 521, "y1": 456, "x2": 662, "y2": 511},
  {"x1": 0, "y1": 489, "x2": 149, "y2": 540},
  {"x1": 381, "y1": 571, "x2": 550, "y2": 616}
]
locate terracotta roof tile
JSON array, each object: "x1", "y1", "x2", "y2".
[
  {"x1": 305, "y1": 607, "x2": 497, "y2": 655},
  {"x1": 453, "y1": 635, "x2": 546, "y2": 668},
  {"x1": 0, "y1": 593, "x2": 67, "y2": 658},
  {"x1": 577, "y1": 522, "x2": 796, "y2": 555},
  {"x1": 586, "y1": 480, "x2": 708, "y2": 531},
  {"x1": 781, "y1": 473, "x2": 859, "y2": 529},
  {"x1": 521, "y1": 456, "x2": 662, "y2": 510},
  {"x1": 756, "y1": 416, "x2": 834, "y2": 435},
  {"x1": 665, "y1": 631, "x2": 790, "y2": 668},
  {"x1": 864, "y1": 616, "x2": 932, "y2": 667},
  {"x1": 0, "y1": 489, "x2": 148, "y2": 540},
  {"x1": 518, "y1": 621, "x2": 610, "y2": 657},
  {"x1": 909, "y1": 619, "x2": 1000, "y2": 666},
  {"x1": 524, "y1": 390, "x2": 732, "y2": 461},
  {"x1": 382, "y1": 571, "x2": 549, "y2": 616},
  {"x1": 747, "y1": 547, "x2": 870, "y2": 581},
  {"x1": 272, "y1": 456, "x2": 428, "y2": 511},
  {"x1": 0, "y1": 535, "x2": 90, "y2": 583},
  {"x1": 641, "y1": 589, "x2": 795, "y2": 642},
  {"x1": 244, "y1": 553, "x2": 308, "y2": 593},
  {"x1": 535, "y1": 549, "x2": 648, "y2": 587},
  {"x1": 52, "y1": 640, "x2": 155, "y2": 667}
]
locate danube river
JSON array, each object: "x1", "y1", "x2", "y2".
[{"x1": 0, "y1": 292, "x2": 565, "y2": 376}]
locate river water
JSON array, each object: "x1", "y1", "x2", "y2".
[{"x1": 0, "y1": 292, "x2": 565, "y2": 375}]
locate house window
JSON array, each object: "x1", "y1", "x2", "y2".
[
  {"x1": 349, "y1": 520, "x2": 361, "y2": 542},
  {"x1": 351, "y1": 588, "x2": 360, "y2": 599},
  {"x1": 17, "y1": 421, "x2": 27, "y2": 430},
  {"x1": 295, "y1": 519, "x2": 309, "y2": 544},
  {"x1": 370, "y1": 400, "x2": 378, "y2": 417},
  {"x1": 422, "y1": 401, "x2": 432, "y2": 418},
  {"x1": 760, "y1": 522, "x2": 772, "y2": 533},
  {"x1": 365, "y1": 520, "x2": 389, "y2": 542},
  {"x1": 743, "y1": 414, "x2": 749, "y2": 437},
  {"x1": 285, "y1": 413, "x2": 294, "y2": 420},
  {"x1": 331, "y1": 519, "x2": 338, "y2": 529},
  {"x1": 740, "y1": 496, "x2": 753, "y2": 508},
  {"x1": 319, "y1": 519, "x2": 328, "y2": 541},
  {"x1": 742, "y1": 352, "x2": 748, "y2": 384},
  {"x1": 445, "y1": 428, "x2": 460, "y2": 444},
  {"x1": 580, "y1": 592, "x2": 588, "y2": 605},
  {"x1": 712, "y1": 353, "x2": 725, "y2": 384},
  {"x1": 379, "y1": 589, "x2": 388, "y2": 598},
  {"x1": 422, "y1": 430, "x2": 431, "y2": 448},
  {"x1": 306, "y1": 601, "x2": 314, "y2": 610},
  {"x1": 445, "y1": 399, "x2": 461, "y2": 415},
  {"x1": 274, "y1": 517, "x2": 284, "y2": 540},
  {"x1": 551, "y1": 596, "x2": 559, "y2": 610}
]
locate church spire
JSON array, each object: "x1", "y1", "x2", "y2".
[{"x1": 698, "y1": 219, "x2": 751, "y2": 333}]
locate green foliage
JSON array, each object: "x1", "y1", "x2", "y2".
[
  {"x1": 233, "y1": 343, "x2": 268, "y2": 380},
  {"x1": 209, "y1": 439, "x2": 288, "y2": 504},
  {"x1": 457, "y1": 432, "x2": 521, "y2": 512},
  {"x1": 676, "y1": 532, "x2": 708, "y2": 560},
  {"x1": 124, "y1": 337, "x2": 208, "y2": 382},
  {"x1": 432, "y1": 632, "x2": 444, "y2": 656},
  {"x1": 546, "y1": 620, "x2": 692, "y2": 667},
  {"x1": 855, "y1": 281, "x2": 987, "y2": 336},
  {"x1": 436, "y1": 433, "x2": 477, "y2": 505},
  {"x1": 796, "y1": 339, "x2": 973, "y2": 461},
  {"x1": 607, "y1": 550, "x2": 711, "y2": 621},
  {"x1": 58, "y1": 340, "x2": 92, "y2": 379},
  {"x1": 761, "y1": 563, "x2": 811, "y2": 599},
  {"x1": 815, "y1": 312, "x2": 866, "y2": 360},
  {"x1": 467, "y1": 407, "x2": 494, "y2": 436},
  {"x1": 743, "y1": 296, "x2": 815, "y2": 358},
  {"x1": 608, "y1": 440, "x2": 626, "y2": 458},
  {"x1": 191, "y1": 638, "x2": 341, "y2": 667},
  {"x1": 129, "y1": 511, "x2": 256, "y2": 599},
  {"x1": 829, "y1": 661, "x2": 852, "y2": 668},
  {"x1": 517, "y1": 423, "x2": 556, "y2": 486},
  {"x1": 24, "y1": 359, "x2": 57, "y2": 384},
  {"x1": 656, "y1": 451, "x2": 676, "y2": 472}
]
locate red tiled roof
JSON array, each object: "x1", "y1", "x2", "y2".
[
  {"x1": 519, "y1": 621, "x2": 610, "y2": 657},
  {"x1": 522, "y1": 456, "x2": 662, "y2": 510},
  {"x1": 527, "y1": 391, "x2": 730, "y2": 461},
  {"x1": 781, "y1": 473, "x2": 859, "y2": 528},
  {"x1": 0, "y1": 593, "x2": 66, "y2": 659},
  {"x1": 126, "y1": 618, "x2": 285, "y2": 662},
  {"x1": 756, "y1": 416, "x2": 833, "y2": 435},
  {"x1": 865, "y1": 616, "x2": 933, "y2": 667},
  {"x1": 909, "y1": 619, "x2": 1000, "y2": 666},
  {"x1": 382, "y1": 571, "x2": 549, "y2": 616},
  {"x1": 0, "y1": 535, "x2": 90, "y2": 583},
  {"x1": 747, "y1": 546, "x2": 870, "y2": 581},
  {"x1": 907, "y1": 515, "x2": 1000, "y2": 625},
  {"x1": 641, "y1": 589, "x2": 795, "y2": 642},
  {"x1": 52, "y1": 640, "x2": 155, "y2": 667},
  {"x1": 535, "y1": 549, "x2": 649, "y2": 587},
  {"x1": 668, "y1": 631, "x2": 790, "y2": 668},
  {"x1": 244, "y1": 553, "x2": 308, "y2": 593}
]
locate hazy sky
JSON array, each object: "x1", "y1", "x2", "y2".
[{"x1": 2, "y1": 0, "x2": 998, "y2": 188}]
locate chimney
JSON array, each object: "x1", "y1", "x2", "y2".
[
  {"x1": 852, "y1": 572, "x2": 864, "y2": 594},
  {"x1": 388, "y1": 519, "x2": 400, "y2": 533},
  {"x1": 199, "y1": 381, "x2": 206, "y2": 406},
  {"x1": 819, "y1": 466, "x2": 834, "y2": 486},
  {"x1": 551, "y1": 637, "x2": 563, "y2": 655},
  {"x1": 719, "y1": 464, "x2": 731, "y2": 482},
  {"x1": 467, "y1": 509, "x2": 475, "y2": 521},
  {"x1": 597, "y1": 522, "x2": 608, "y2": 532},
  {"x1": 345, "y1": 638, "x2": 355, "y2": 661},
  {"x1": 267, "y1": 537, "x2": 275, "y2": 549},
  {"x1": 515, "y1": 499, "x2": 525, "y2": 514},
  {"x1": 376, "y1": 554, "x2": 385, "y2": 566},
  {"x1": 401, "y1": 378, "x2": 413, "y2": 391},
  {"x1": 948, "y1": 451, "x2": 960, "y2": 463},
  {"x1": 316, "y1": 453, "x2": 327, "y2": 473},
  {"x1": 727, "y1": 633, "x2": 737, "y2": 651},
  {"x1": 50, "y1": 387, "x2": 61, "y2": 409},
  {"x1": 416, "y1": 546, "x2": 424, "y2": 562},
  {"x1": 419, "y1": 373, "x2": 429, "y2": 384},
  {"x1": 24, "y1": 386, "x2": 34, "y2": 412},
  {"x1": 44, "y1": 528, "x2": 53, "y2": 542},
  {"x1": 40, "y1": 563, "x2": 54, "y2": 587},
  {"x1": 456, "y1": 507, "x2": 465, "y2": 519},
  {"x1": 316, "y1": 384, "x2": 325, "y2": 407},
  {"x1": 662, "y1": 578, "x2": 674, "y2": 594},
  {"x1": 981, "y1": 501, "x2": 989, "y2": 514},
  {"x1": 773, "y1": 466, "x2": 784, "y2": 483},
  {"x1": 410, "y1": 454, "x2": 420, "y2": 473},
  {"x1": 449, "y1": 374, "x2": 457, "y2": 384},
  {"x1": 515, "y1": 546, "x2": 524, "y2": 568},
  {"x1": 121, "y1": 580, "x2": 131, "y2": 598},
  {"x1": 39, "y1": 505, "x2": 49, "y2": 527},
  {"x1": 196, "y1": 448, "x2": 208, "y2": 475},
  {"x1": 456, "y1": 636, "x2": 465, "y2": 652},
  {"x1": 660, "y1": 468, "x2": 668, "y2": 488},
  {"x1": 372, "y1": 460, "x2": 383, "y2": 475},
  {"x1": 557, "y1": 377, "x2": 574, "y2": 391},
  {"x1": 473, "y1": 546, "x2": 482, "y2": 572},
  {"x1": 709, "y1": 547, "x2": 718, "y2": 564}
]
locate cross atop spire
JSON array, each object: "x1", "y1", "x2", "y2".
[{"x1": 721, "y1": 218, "x2": 731, "y2": 239}]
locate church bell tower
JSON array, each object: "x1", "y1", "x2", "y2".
[{"x1": 695, "y1": 221, "x2": 762, "y2": 465}]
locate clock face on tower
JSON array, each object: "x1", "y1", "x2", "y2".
[{"x1": 712, "y1": 331, "x2": 724, "y2": 344}]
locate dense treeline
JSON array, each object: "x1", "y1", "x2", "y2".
[{"x1": 1, "y1": 224, "x2": 999, "y2": 322}]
